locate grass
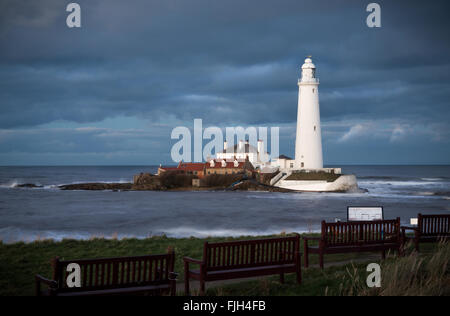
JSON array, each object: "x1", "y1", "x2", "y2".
[
  {"x1": 207, "y1": 241, "x2": 448, "y2": 296},
  {"x1": 206, "y1": 264, "x2": 358, "y2": 296},
  {"x1": 0, "y1": 235, "x2": 446, "y2": 296},
  {"x1": 333, "y1": 241, "x2": 450, "y2": 296}
]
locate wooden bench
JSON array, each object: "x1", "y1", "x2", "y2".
[
  {"x1": 304, "y1": 218, "x2": 402, "y2": 269},
  {"x1": 184, "y1": 235, "x2": 302, "y2": 295},
  {"x1": 35, "y1": 250, "x2": 177, "y2": 296},
  {"x1": 402, "y1": 214, "x2": 450, "y2": 251}
]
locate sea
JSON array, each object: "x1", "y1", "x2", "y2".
[{"x1": 0, "y1": 165, "x2": 449, "y2": 244}]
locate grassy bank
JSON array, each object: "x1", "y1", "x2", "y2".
[
  {"x1": 0, "y1": 235, "x2": 446, "y2": 296},
  {"x1": 210, "y1": 241, "x2": 449, "y2": 296}
]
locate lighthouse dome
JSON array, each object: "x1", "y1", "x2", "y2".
[{"x1": 302, "y1": 57, "x2": 315, "y2": 69}]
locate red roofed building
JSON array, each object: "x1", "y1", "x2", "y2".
[
  {"x1": 158, "y1": 159, "x2": 254, "y2": 179},
  {"x1": 158, "y1": 162, "x2": 206, "y2": 178},
  {"x1": 205, "y1": 159, "x2": 254, "y2": 176}
]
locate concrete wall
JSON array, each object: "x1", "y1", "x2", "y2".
[{"x1": 276, "y1": 174, "x2": 358, "y2": 192}]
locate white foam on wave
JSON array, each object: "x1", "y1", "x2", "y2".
[
  {"x1": 360, "y1": 180, "x2": 446, "y2": 186},
  {"x1": 421, "y1": 178, "x2": 444, "y2": 181},
  {"x1": 0, "y1": 227, "x2": 141, "y2": 244},
  {"x1": 159, "y1": 227, "x2": 313, "y2": 238},
  {"x1": 0, "y1": 180, "x2": 19, "y2": 189},
  {"x1": 0, "y1": 226, "x2": 317, "y2": 244},
  {"x1": 415, "y1": 191, "x2": 435, "y2": 196},
  {"x1": 244, "y1": 191, "x2": 367, "y2": 200}
]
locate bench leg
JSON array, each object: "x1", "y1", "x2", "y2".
[
  {"x1": 199, "y1": 279, "x2": 205, "y2": 296},
  {"x1": 414, "y1": 232, "x2": 420, "y2": 252},
  {"x1": 279, "y1": 273, "x2": 285, "y2": 284},
  {"x1": 319, "y1": 251, "x2": 324, "y2": 269},
  {"x1": 35, "y1": 279, "x2": 41, "y2": 297},
  {"x1": 304, "y1": 240, "x2": 309, "y2": 268},
  {"x1": 415, "y1": 240, "x2": 420, "y2": 252},
  {"x1": 170, "y1": 280, "x2": 176, "y2": 296},
  {"x1": 184, "y1": 278, "x2": 190, "y2": 296},
  {"x1": 184, "y1": 262, "x2": 190, "y2": 296},
  {"x1": 296, "y1": 266, "x2": 302, "y2": 285}
]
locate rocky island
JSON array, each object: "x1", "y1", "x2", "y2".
[{"x1": 57, "y1": 172, "x2": 293, "y2": 192}]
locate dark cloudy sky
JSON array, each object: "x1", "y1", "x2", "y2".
[{"x1": 0, "y1": 0, "x2": 449, "y2": 165}]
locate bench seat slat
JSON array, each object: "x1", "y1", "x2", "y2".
[
  {"x1": 56, "y1": 284, "x2": 172, "y2": 297},
  {"x1": 188, "y1": 263, "x2": 297, "y2": 282}
]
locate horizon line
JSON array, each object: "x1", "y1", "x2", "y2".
[{"x1": 0, "y1": 164, "x2": 449, "y2": 167}]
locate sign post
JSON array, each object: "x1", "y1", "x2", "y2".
[{"x1": 347, "y1": 206, "x2": 384, "y2": 222}]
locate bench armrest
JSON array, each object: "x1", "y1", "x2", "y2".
[
  {"x1": 169, "y1": 272, "x2": 179, "y2": 281},
  {"x1": 35, "y1": 274, "x2": 58, "y2": 287},
  {"x1": 35, "y1": 274, "x2": 58, "y2": 296},
  {"x1": 183, "y1": 257, "x2": 204, "y2": 265},
  {"x1": 401, "y1": 226, "x2": 418, "y2": 232},
  {"x1": 303, "y1": 236, "x2": 320, "y2": 241}
]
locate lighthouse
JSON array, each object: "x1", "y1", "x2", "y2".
[
  {"x1": 294, "y1": 57, "x2": 323, "y2": 169},
  {"x1": 272, "y1": 57, "x2": 358, "y2": 192}
]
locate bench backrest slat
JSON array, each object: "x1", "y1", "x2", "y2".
[
  {"x1": 54, "y1": 253, "x2": 174, "y2": 292},
  {"x1": 322, "y1": 218, "x2": 400, "y2": 246},
  {"x1": 419, "y1": 214, "x2": 450, "y2": 236},
  {"x1": 204, "y1": 236, "x2": 300, "y2": 272}
]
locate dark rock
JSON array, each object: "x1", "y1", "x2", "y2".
[
  {"x1": 133, "y1": 173, "x2": 158, "y2": 185},
  {"x1": 59, "y1": 183, "x2": 133, "y2": 191},
  {"x1": 433, "y1": 191, "x2": 450, "y2": 196},
  {"x1": 231, "y1": 180, "x2": 293, "y2": 192},
  {"x1": 16, "y1": 183, "x2": 43, "y2": 188},
  {"x1": 132, "y1": 173, "x2": 163, "y2": 190}
]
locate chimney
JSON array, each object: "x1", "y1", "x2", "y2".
[
  {"x1": 257, "y1": 140, "x2": 264, "y2": 154},
  {"x1": 223, "y1": 141, "x2": 228, "y2": 153},
  {"x1": 238, "y1": 140, "x2": 244, "y2": 152}
]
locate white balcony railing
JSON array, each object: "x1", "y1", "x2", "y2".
[{"x1": 298, "y1": 78, "x2": 319, "y2": 84}]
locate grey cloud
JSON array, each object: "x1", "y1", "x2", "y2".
[{"x1": 0, "y1": 0, "x2": 449, "y2": 164}]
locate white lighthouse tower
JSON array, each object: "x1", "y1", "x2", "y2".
[
  {"x1": 272, "y1": 56, "x2": 358, "y2": 192},
  {"x1": 295, "y1": 57, "x2": 323, "y2": 169}
]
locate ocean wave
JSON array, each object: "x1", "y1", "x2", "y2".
[
  {"x1": 414, "y1": 191, "x2": 436, "y2": 196},
  {"x1": 0, "y1": 226, "x2": 317, "y2": 244},
  {"x1": 159, "y1": 227, "x2": 315, "y2": 238},
  {"x1": 0, "y1": 181, "x2": 20, "y2": 189},
  {"x1": 358, "y1": 176, "x2": 449, "y2": 182},
  {"x1": 359, "y1": 180, "x2": 448, "y2": 186},
  {"x1": 421, "y1": 177, "x2": 446, "y2": 181},
  {"x1": 0, "y1": 227, "x2": 138, "y2": 244},
  {"x1": 0, "y1": 179, "x2": 132, "y2": 190},
  {"x1": 243, "y1": 192, "x2": 368, "y2": 200},
  {"x1": 358, "y1": 176, "x2": 406, "y2": 181}
]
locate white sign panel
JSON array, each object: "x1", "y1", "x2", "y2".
[{"x1": 348, "y1": 207, "x2": 384, "y2": 221}]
